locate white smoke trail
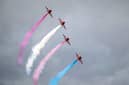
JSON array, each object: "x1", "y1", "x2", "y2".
[{"x1": 26, "y1": 25, "x2": 62, "y2": 75}]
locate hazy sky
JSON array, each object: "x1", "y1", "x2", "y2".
[{"x1": 0, "y1": 0, "x2": 129, "y2": 85}]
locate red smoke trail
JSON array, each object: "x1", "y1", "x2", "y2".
[
  {"x1": 33, "y1": 41, "x2": 66, "y2": 85},
  {"x1": 17, "y1": 13, "x2": 49, "y2": 65}
]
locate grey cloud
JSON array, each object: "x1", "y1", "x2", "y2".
[{"x1": 0, "y1": 0, "x2": 129, "y2": 85}]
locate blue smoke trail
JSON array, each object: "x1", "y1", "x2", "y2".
[{"x1": 49, "y1": 60, "x2": 78, "y2": 85}]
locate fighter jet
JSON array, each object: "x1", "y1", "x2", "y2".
[
  {"x1": 76, "y1": 53, "x2": 83, "y2": 64},
  {"x1": 63, "y1": 34, "x2": 71, "y2": 45},
  {"x1": 45, "y1": 6, "x2": 53, "y2": 17},
  {"x1": 59, "y1": 18, "x2": 66, "y2": 29}
]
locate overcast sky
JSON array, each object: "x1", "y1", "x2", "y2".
[{"x1": 0, "y1": 0, "x2": 129, "y2": 85}]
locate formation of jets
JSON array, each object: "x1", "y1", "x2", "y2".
[
  {"x1": 18, "y1": 5, "x2": 83, "y2": 85},
  {"x1": 46, "y1": 6, "x2": 83, "y2": 64},
  {"x1": 44, "y1": 5, "x2": 83, "y2": 85}
]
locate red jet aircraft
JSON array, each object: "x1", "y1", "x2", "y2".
[
  {"x1": 45, "y1": 6, "x2": 53, "y2": 17},
  {"x1": 76, "y1": 53, "x2": 83, "y2": 64},
  {"x1": 59, "y1": 18, "x2": 66, "y2": 29},
  {"x1": 63, "y1": 34, "x2": 71, "y2": 45}
]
